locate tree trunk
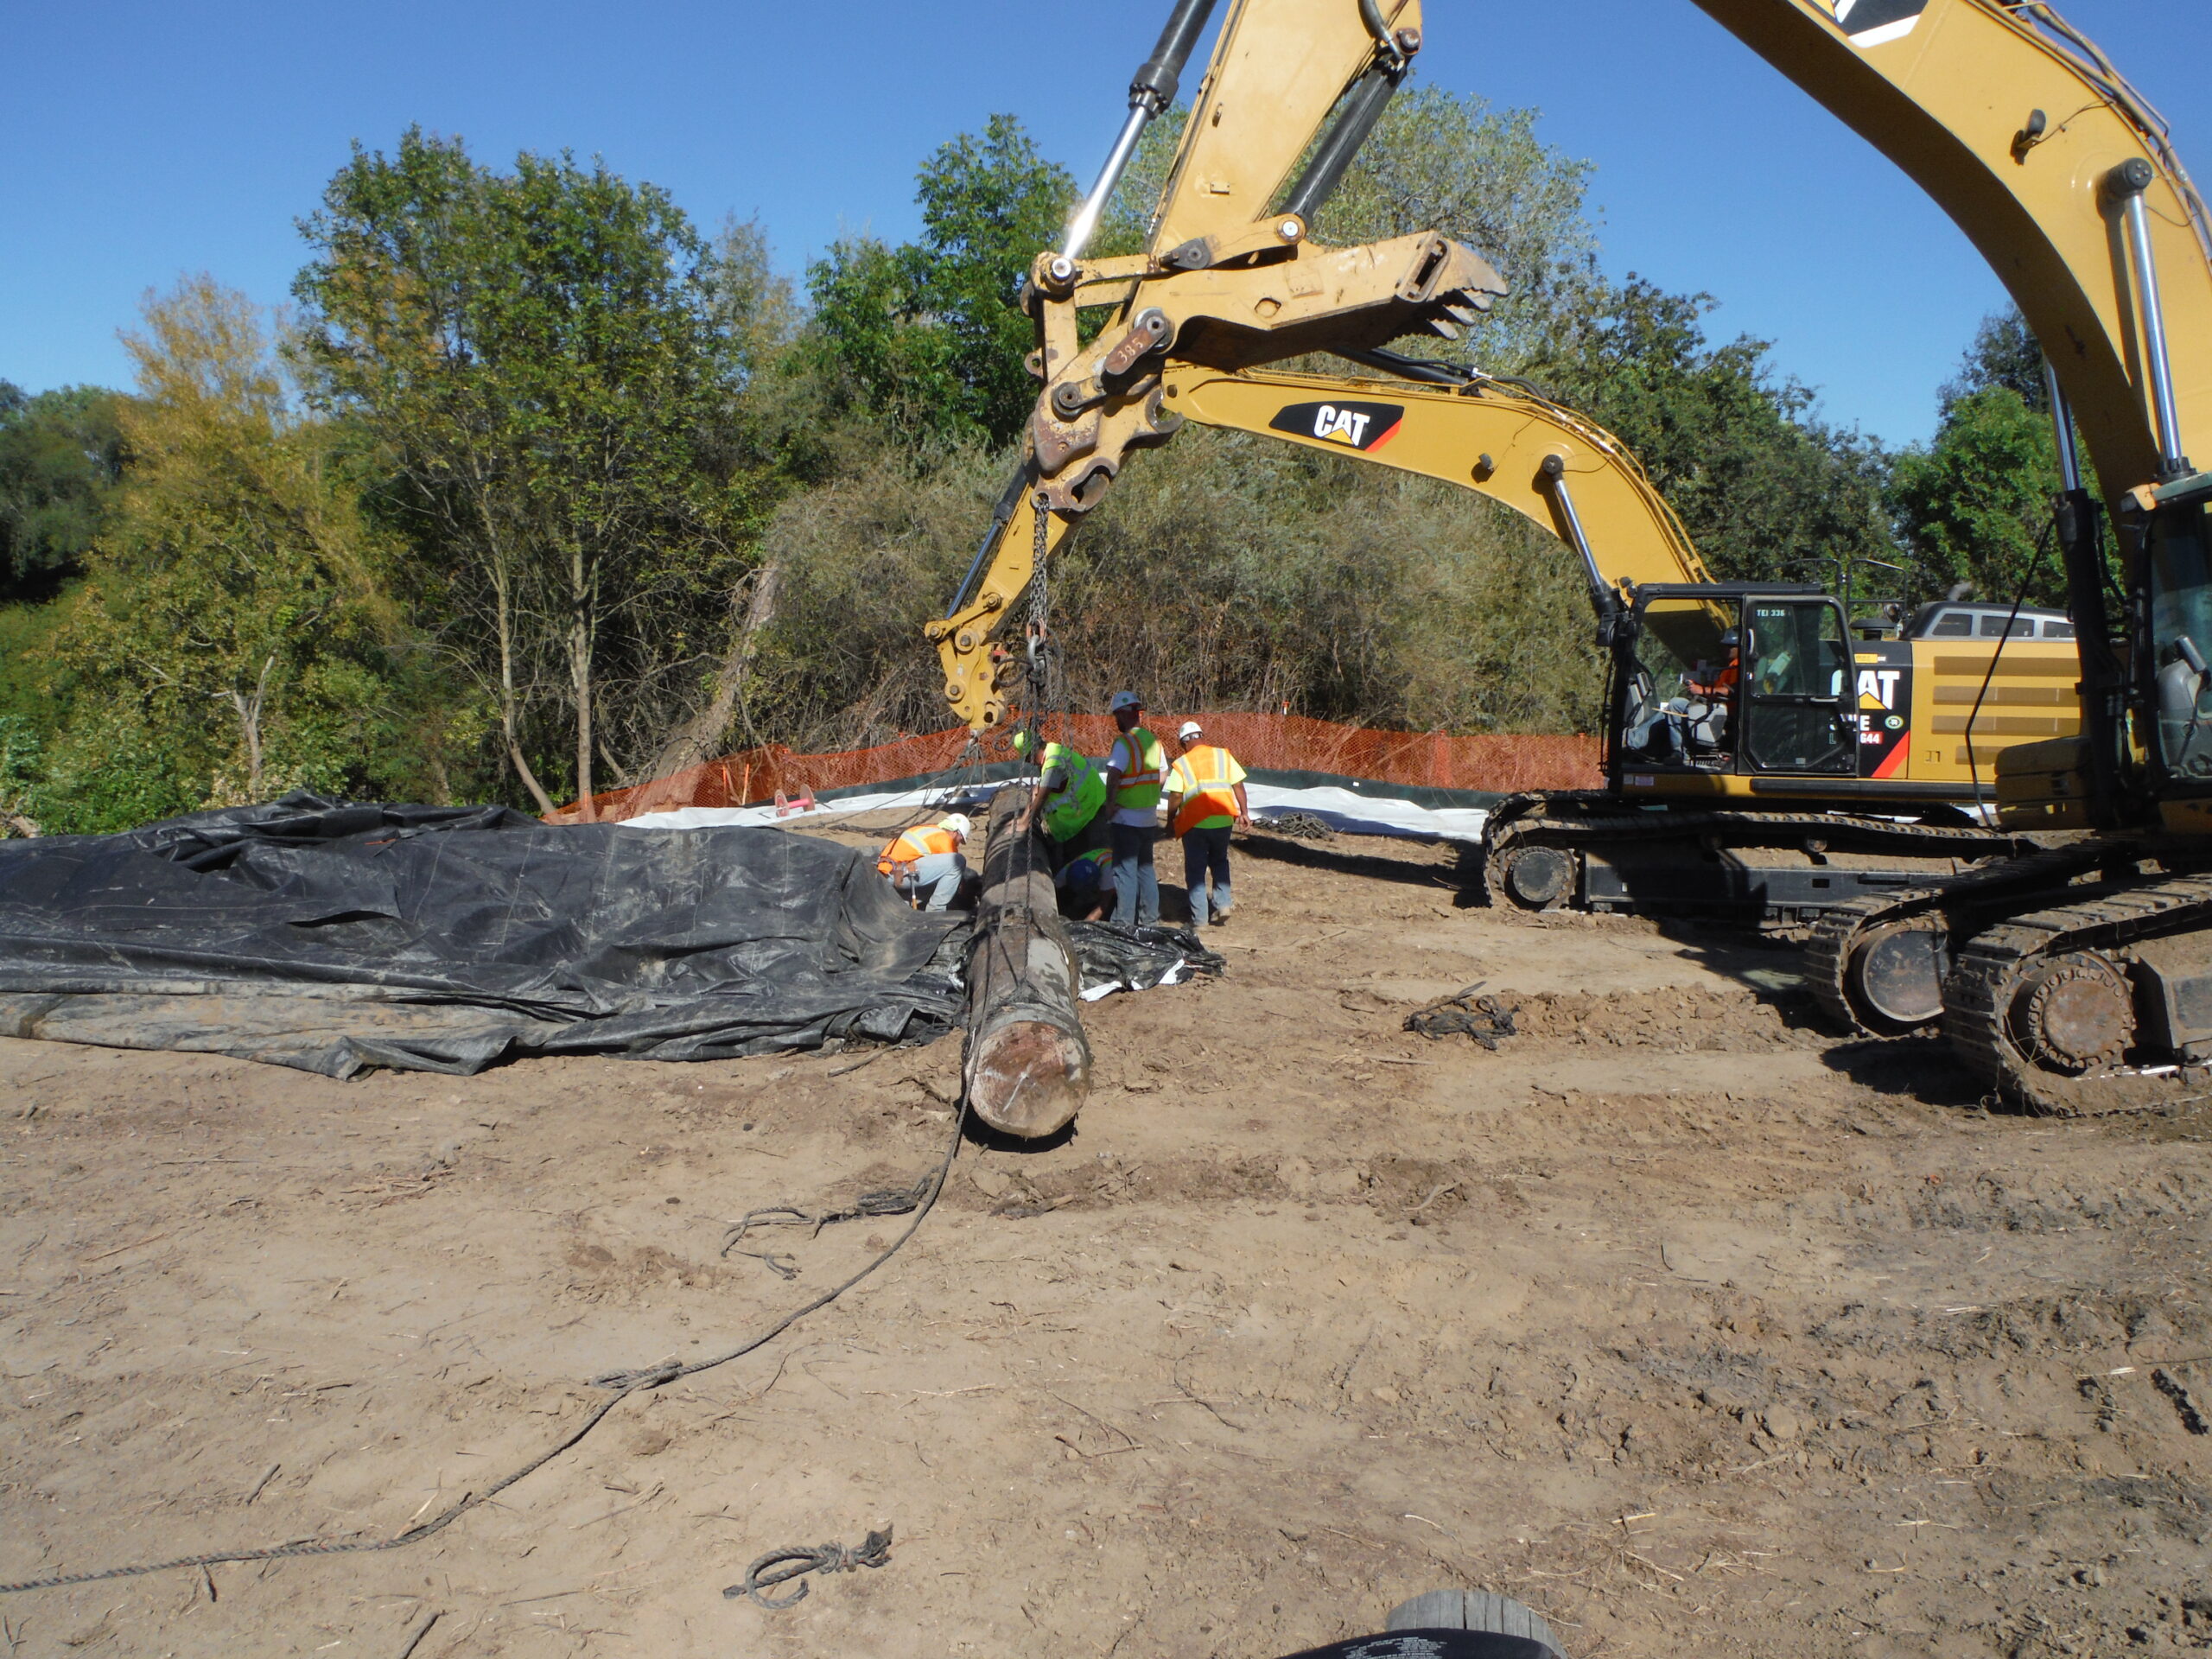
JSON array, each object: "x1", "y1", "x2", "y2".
[
  {"x1": 226, "y1": 655, "x2": 275, "y2": 801},
  {"x1": 493, "y1": 559, "x2": 557, "y2": 817},
  {"x1": 569, "y1": 543, "x2": 595, "y2": 821},
  {"x1": 645, "y1": 559, "x2": 782, "y2": 784},
  {"x1": 963, "y1": 788, "x2": 1090, "y2": 1140}
]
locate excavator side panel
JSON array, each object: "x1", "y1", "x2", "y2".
[
  {"x1": 1902, "y1": 641, "x2": 2088, "y2": 787},
  {"x1": 1903, "y1": 637, "x2": 2084, "y2": 786}
]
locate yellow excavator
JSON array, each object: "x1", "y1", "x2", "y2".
[
  {"x1": 1157, "y1": 359, "x2": 2086, "y2": 919},
  {"x1": 932, "y1": 0, "x2": 2086, "y2": 925},
  {"x1": 1659, "y1": 0, "x2": 2212, "y2": 1114}
]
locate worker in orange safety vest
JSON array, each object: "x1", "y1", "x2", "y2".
[
  {"x1": 1165, "y1": 720, "x2": 1249, "y2": 926},
  {"x1": 875, "y1": 814, "x2": 971, "y2": 912}
]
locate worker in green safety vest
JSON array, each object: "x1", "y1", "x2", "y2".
[
  {"x1": 1100, "y1": 690, "x2": 1167, "y2": 928},
  {"x1": 1053, "y1": 841, "x2": 1113, "y2": 921},
  {"x1": 1010, "y1": 728, "x2": 1107, "y2": 858}
]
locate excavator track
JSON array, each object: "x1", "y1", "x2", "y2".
[
  {"x1": 1802, "y1": 839, "x2": 2111, "y2": 1036},
  {"x1": 1945, "y1": 869, "x2": 2212, "y2": 1116},
  {"x1": 1480, "y1": 791, "x2": 2039, "y2": 919},
  {"x1": 1804, "y1": 887, "x2": 1952, "y2": 1033}
]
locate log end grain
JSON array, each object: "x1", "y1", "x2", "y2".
[{"x1": 966, "y1": 1017, "x2": 1089, "y2": 1140}]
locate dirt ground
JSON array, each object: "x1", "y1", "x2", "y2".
[{"x1": 3, "y1": 822, "x2": 2212, "y2": 1658}]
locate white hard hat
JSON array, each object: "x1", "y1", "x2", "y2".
[
  {"x1": 1109, "y1": 690, "x2": 1142, "y2": 714},
  {"x1": 939, "y1": 814, "x2": 972, "y2": 838},
  {"x1": 1178, "y1": 720, "x2": 1204, "y2": 741}
]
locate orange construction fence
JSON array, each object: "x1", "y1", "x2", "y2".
[{"x1": 550, "y1": 715, "x2": 1603, "y2": 824}]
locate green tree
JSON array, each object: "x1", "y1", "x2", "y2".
[
  {"x1": 906, "y1": 115, "x2": 1074, "y2": 442},
  {"x1": 1889, "y1": 385, "x2": 2064, "y2": 605},
  {"x1": 1536, "y1": 279, "x2": 1895, "y2": 588},
  {"x1": 805, "y1": 114, "x2": 1073, "y2": 448},
  {"x1": 1887, "y1": 307, "x2": 2071, "y2": 607},
  {"x1": 1942, "y1": 305, "x2": 2047, "y2": 413},
  {"x1": 293, "y1": 128, "x2": 754, "y2": 811},
  {"x1": 0, "y1": 379, "x2": 127, "y2": 595},
  {"x1": 38, "y1": 276, "x2": 432, "y2": 830}
]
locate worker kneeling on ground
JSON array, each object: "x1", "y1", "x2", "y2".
[
  {"x1": 1166, "y1": 719, "x2": 1249, "y2": 926},
  {"x1": 1054, "y1": 842, "x2": 1113, "y2": 921},
  {"x1": 1100, "y1": 691, "x2": 1167, "y2": 929},
  {"x1": 876, "y1": 814, "x2": 971, "y2": 912}
]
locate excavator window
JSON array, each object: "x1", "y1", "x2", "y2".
[
  {"x1": 2150, "y1": 510, "x2": 2212, "y2": 780},
  {"x1": 1618, "y1": 599, "x2": 1738, "y2": 772},
  {"x1": 1744, "y1": 600, "x2": 1854, "y2": 776}
]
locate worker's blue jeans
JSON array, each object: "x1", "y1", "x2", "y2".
[
  {"x1": 1109, "y1": 822, "x2": 1158, "y2": 928},
  {"x1": 1181, "y1": 823, "x2": 1233, "y2": 925},
  {"x1": 895, "y1": 851, "x2": 965, "y2": 912}
]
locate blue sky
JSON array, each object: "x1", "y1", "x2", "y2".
[{"x1": 3, "y1": 1, "x2": 2208, "y2": 447}]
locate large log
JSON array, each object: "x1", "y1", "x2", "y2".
[{"x1": 963, "y1": 787, "x2": 1090, "y2": 1138}]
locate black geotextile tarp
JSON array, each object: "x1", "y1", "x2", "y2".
[{"x1": 0, "y1": 793, "x2": 969, "y2": 1078}]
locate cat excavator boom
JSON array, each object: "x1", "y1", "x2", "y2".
[{"x1": 930, "y1": 0, "x2": 1508, "y2": 734}]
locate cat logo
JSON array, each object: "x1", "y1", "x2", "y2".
[
  {"x1": 1827, "y1": 0, "x2": 1927, "y2": 48},
  {"x1": 1268, "y1": 399, "x2": 1404, "y2": 453},
  {"x1": 1856, "y1": 667, "x2": 1904, "y2": 709}
]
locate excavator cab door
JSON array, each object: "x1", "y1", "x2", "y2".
[
  {"x1": 2148, "y1": 501, "x2": 2212, "y2": 785},
  {"x1": 1743, "y1": 598, "x2": 1854, "y2": 776},
  {"x1": 1613, "y1": 597, "x2": 1739, "y2": 772}
]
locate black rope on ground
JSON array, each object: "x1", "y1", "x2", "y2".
[
  {"x1": 726, "y1": 1526, "x2": 894, "y2": 1609},
  {"x1": 0, "y1": 1090, "x2": 972, "y2": 1597},
  {"x1": 1406, "y1": 982, "x2": 1518, "y2": 1050}
]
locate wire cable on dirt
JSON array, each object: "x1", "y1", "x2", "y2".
[{"x1": 0, "y1": 1087, "x2": 973, "y2": 1597}]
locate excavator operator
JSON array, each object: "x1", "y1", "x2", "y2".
[{"x1": 1687, "y1": 630, "x2": 1740, "y2": 702}]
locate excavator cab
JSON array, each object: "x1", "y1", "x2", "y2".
[
  {"x1": 2148, "y1": 495, "x2": 2212, "y2": 787},
  {"x1": 1611, "y1": 585, "x2": 1855, "y2": 786}
]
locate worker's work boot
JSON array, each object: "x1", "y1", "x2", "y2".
[{"x1": 1211, "y1": 905, "x2": 1231, "y2": 927}]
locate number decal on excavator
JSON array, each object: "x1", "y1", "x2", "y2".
[
  {"x1": 1828, "y1": 0, "x2": 1927, "y2": 48},
  {"x1": 1268, "y1": 400, "x2": 1405, "y2": 453}
]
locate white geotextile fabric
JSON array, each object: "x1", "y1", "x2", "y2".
[{"x1": 615, "y1": 781, "x2": 1491, "y2": 844}]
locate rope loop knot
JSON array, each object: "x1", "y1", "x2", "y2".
[{"x1": 727, "y1": 1526, "x2": 893, "y2": 1609}]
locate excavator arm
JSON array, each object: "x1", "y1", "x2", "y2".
[
  {"x1": 1688, "y1": 1, "x2": 2212, "y2": 514},
  {"x1": 931, "y1": 0, "x2": 1510, "y2": 730},
  {"x1": 1156, "y1": 362, "x2": 1713, "y2": 598},
  {"x1": 931, "y1": 359, "x2": 1715, "y2": 733}
]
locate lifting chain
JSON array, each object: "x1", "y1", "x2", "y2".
[{"x1": 1020, "y1": 492, "x2": 1054, "y2": 757}]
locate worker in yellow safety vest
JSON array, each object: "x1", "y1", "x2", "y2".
[
  {"x1": 1166, "y1": 720, "x2": 1249, "y2": 927},
  {"x1": 1009, "y1": 729, "x2": 1107, "y2": 854},
  {"x1": 1099, "y1": 690, "x2": 1167, "y2": 928},
  {"x1": 875, "y1": 814, "x2": 971, "y2": 912}
]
